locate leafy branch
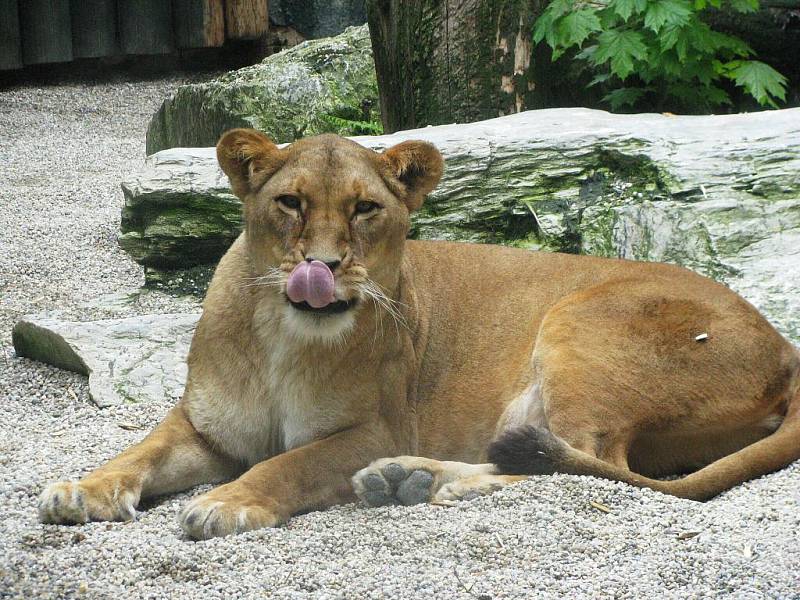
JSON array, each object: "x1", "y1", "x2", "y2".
[{"x1": 533, "y1": 0, "x2": 788, "y2": 112}]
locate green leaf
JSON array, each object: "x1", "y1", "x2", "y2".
[
  {"x1": 694, "y1": 0, "x2": 706, "y2": 8},
  {"x1": 556, "y1": 9, "x2": 603, "y2": 48},
  {"x1": 729, "y1": 0, "x2": 759, "y2": 13},
  {"x1": 728, "y1": 60, "x2": 788, "y2": 107},
  {"x1": 707, "y1": 30, "x2": 753, "y2": 57},
  {"x1": 666, "y1": 82, "x2": 731, "y2": 110},
  {"x1": 548, "y1": 0, "x2": 574, "y2": 18},
  {"x1": 610, "y1": 0, "x2": 638, "y2": 20},
  {"x1": 684, "y1": 21, "x2": 738, "y2": 55},
  {"x1": 603, "y1": 87, "x2": 648, "y2": 110},
  {"x1": 683, "y1": 59, "x2": 719, "y2": 85},
  {"x1": 719, "y1": 59, "x2": 742, "y2": 74},
  {"x1": 644, "y1": 0, "x2": 692, "y2": 33},
  {"x1": 588, "y1": 72, "x2": 612, "y2": 87},
  {"x1": 320, "y1": 114, "x2": 383, "y2": 135},
  {"x1": 657, "y1": 51, "x2": 684, "y2": 77},
  {"x1": 659, "y1": 24, "x2": 679, "y2": 51},
  {"x1": 599, "y1": 7, "x2": 622, "y2": 29},
  {"x1": 576, "y1": 44, "x2": 598, "y2": 61},
  {"x1": 593, "y1": 29, "x2": 649, "y2": 80},
  {"x1": 533, "y1": 0, "x2": 572, "y2": 48},
  {"x1": 533, "y1": 11, "x2": 555, "y2": 46},
  {"x1": 703, "y1": 85, "x2": 733, "y2": 105}
]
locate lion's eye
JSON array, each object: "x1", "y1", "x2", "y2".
[
  {"x1": 276, "y1": 195, "x2": 301, "y2": 211},
  {"x1": 354, "y1": 200, "x2": 381, "y2": 215}
]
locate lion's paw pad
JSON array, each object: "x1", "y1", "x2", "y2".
[
  {"x1": 353, "y1": 461, "x2": 438, "y2": 507},
  {"x1": 396, "y1": 469, "x2": 434, "y2": 505}
]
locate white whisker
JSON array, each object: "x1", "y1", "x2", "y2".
[
  {"x1": 357, "y1": 278, "x2": 409, "y2": 337},
  {"x1": 239, "y1": 267, "x2": 288, "y2": 290}
]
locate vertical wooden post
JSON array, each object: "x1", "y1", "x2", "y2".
[
  {"x1": 118, "y1": 0, "x2": 174, "y2": 55},
  {"x1": 173, "y1": 0, "x2": 225, "y2": 48},
  {"x1": 0, "y1": 0, "x2": 23, "y2": 70},
  {"x1": 224, "y1": 0, "x2": 268, "y2": 40},
  {"x1": 19, "y1": 0, "x2": 73, "y2": 65},
  {"x1": 71, "y1": 0, "x2": 118, "y2": 58}
]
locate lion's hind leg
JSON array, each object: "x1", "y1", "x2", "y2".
[{"x1": 485, "y1": 278, "x2": 800, "y2": 501}]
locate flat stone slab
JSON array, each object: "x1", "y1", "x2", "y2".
[{"x1": 12, "y1": 313, "x2": 200, "y2": 407}]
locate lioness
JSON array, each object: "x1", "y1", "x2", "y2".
[{"x1": 39, "y1": 130, "x2": 800, "y2": 539}]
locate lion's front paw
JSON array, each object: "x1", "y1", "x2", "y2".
[
  {"x1": 39, "y1": 476, "x2": 140, "y2": 524},
  {"x1": 178, "y1": 484, "x2": 284, "y2": 540}
]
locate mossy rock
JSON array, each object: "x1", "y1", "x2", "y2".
[{"x1": 145, "y1": 25, "x2": 379, "y2": 155}]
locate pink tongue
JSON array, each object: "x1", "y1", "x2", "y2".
[{"x1": 286, "y1": 260, "x2": 336, "y2": 308}]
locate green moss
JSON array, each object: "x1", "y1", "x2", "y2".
[
  {"x1": 595, "y1": 148, "x2": 672, "y2": 192},
  {"x1": 580, "y1": 203, "x2": 619, "y2": 258}
]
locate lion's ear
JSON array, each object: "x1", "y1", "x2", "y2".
[
  {"x1": 381, "y1": 140, "x2": 443, "y2": 211},
  {"x1": 216, "y1": 129, "x2": 284, "y2": 199}
]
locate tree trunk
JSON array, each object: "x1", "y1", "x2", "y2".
[{"x1": 365, "y1": 0, "x2": 595, "y2": 133}]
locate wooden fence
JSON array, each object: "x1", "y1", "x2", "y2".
[{"x1": 0, "y1": 0, "x2": 268, "y2": 71}]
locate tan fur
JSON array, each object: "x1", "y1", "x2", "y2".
[{"x1": 40, "y1": 130, "x2": 800, "y2": 537}]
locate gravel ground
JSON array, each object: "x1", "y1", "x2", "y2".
[{"x1": 1, "y1": 75, "x2": 799, "y2": 600}]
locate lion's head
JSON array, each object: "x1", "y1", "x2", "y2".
[{"x1": 216, "y1": 129, "x2": 443, "y2": 342}]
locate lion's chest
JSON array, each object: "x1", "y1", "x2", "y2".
[{"x1": 191, "y1": 346, "x2": 350, "y2": 467}]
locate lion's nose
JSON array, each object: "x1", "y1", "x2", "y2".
[{"x1": 305, "y1": 257, "x2": 341, "y2": 271}]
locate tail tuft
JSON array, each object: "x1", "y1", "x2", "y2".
[{"x1": 488, "y1": 426, "x2": 568, "y2": 475}]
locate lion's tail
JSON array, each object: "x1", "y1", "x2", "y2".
[{"x1": 488, "y1": 364, "x2": 800, "y2": 501}]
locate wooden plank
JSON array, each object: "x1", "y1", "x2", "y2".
[
  {"x1": 173, "y1": 0, "x2": 225, "y2": 48},
  {"x1": 70, "y1": 0, "x2": 117, "y2": 58},
  {"x1": 224, "y1": 0, "x2": 268, "y2": 40},
  {"x1": 19, "y1": 0, "x2": 73, "y2": 65},
  {"x1": 118, "y1": 0, "x2": 174, "y2": 55},
  {"x1": 0, "y1": 0, "x2": 23, "y2": 70}
]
